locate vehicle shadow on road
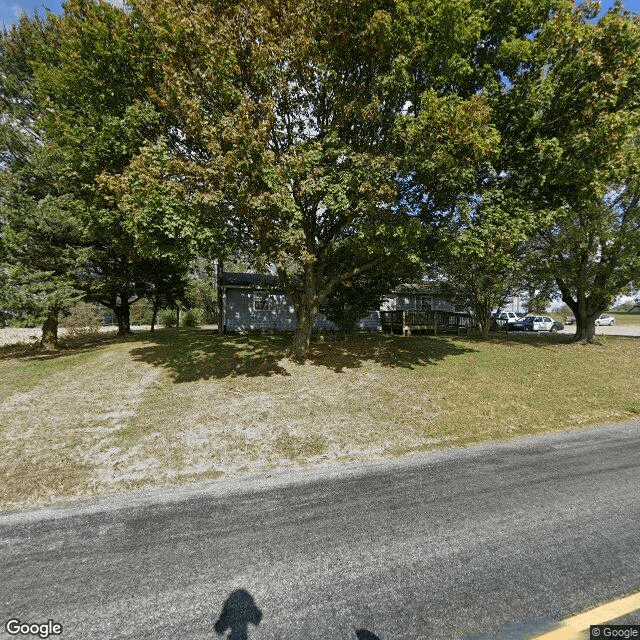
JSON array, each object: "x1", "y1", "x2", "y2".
[
  {"x1": 212, "y1": 590, "x2": 384, "y2": 639},
  {"x1": 214, "y1": 589, "x2": 263, "y2": 640}
]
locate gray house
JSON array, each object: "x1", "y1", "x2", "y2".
[
  {"x1": 380, "y1": 283, "x2": 464, "y2": 314},
  {"x1": 218, "y1": 272, "x2": 462, "y2": 333}
]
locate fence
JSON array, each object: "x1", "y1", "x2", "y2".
[{"x1": 380, "y1": 309, "x2": 475, "y2": 336}]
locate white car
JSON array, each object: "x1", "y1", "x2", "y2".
[
  {"x1": 496, "y1": 311, "x2": 520, "y2": 324},
  {"x1": 595, "y1": 314, "x2": 615, "y2": 326}
]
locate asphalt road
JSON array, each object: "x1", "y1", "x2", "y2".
[{"x1": 2, "y1": 422, "x2": 640, "y2": 640}]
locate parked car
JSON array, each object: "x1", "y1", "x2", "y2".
[
  {"x1": 491, "y1": 311, "x2": 521, "y2": 331},
  {"x1": 565, "y1": 315, "x2": 575, "y2": 325},
  {"x1": 511, "y1": 316, "x2": 536, "y2": 331},
  {"x1": 495, "y1": 311, "x2": 520, "y2": 324},
  {"x1": 513, "y1": 315, "x2": 564, "y2": 332},
  {"x1": 595, "y1": 314, "x2": 615, "y2": 326}
]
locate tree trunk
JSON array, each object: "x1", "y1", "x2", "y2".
[
  {"x1": 561, "y1": 290, "x2": 602, "y2": 343},
  {"x1": 150, "y1": 301, "x2": 159, "y2": 333},
  {"x1": 477, "y1": 317, "x2": 491, "y2": 338},
  {"x1": 291, "y1": 304, "x2": 317, "y2": 363},
  {"x1": 573, "y1": 307, "x2": 600, "y2": 342},
  {"x1": 115, "y1": 296, "x2": 131, "y2": 335},
  {"x1": 176, "y1": 307, "x2": 180, "y2": 329},
  {"x1": 40, "y1": 307, "x2": 59, "y2": 350},
  {"x1": 474, "y1": 303, "x2": 492, "y2": 338},
  {"x1": 217, "y1": 257, "x2": 225, "y2": 334}
]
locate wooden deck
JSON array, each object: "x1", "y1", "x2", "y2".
[{"x1": 380, "y1": 310, "x2": 475, "y2": 336}]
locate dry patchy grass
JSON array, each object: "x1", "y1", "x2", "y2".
[
  {"x1": 609, "y1": 312, "x2": 640, "y2": 326},
  {"x1": 1, "y1": 328, "x2": 638, "y2": 511}
]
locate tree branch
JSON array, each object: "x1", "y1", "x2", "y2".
[{"x1": 322, "y1": 256, "x2": 391, "y2": 301}]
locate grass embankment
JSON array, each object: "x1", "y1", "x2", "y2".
[
  {"x1": 1, "y1": 328, "x2": 638, "y2": 511},
  {"x1": 609, "y1": 312, "x2": 640, "y2": 325}
]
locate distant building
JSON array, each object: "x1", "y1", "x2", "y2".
[{"x1": 500, "y1": 294, "x2": 526, "y2": 314}]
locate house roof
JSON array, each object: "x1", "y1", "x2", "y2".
[
  {"x1": 220, "y1": 272, "x2": 458, "y2": 297},
  {"x1": 220, "y1": 272, "x2": 280, "y2": 288},
  {"x1": 391, "y1": 281, "x2": 456, "y2": 296}
]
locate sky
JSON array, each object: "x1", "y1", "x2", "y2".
[
  {"x1": 0, "y1": 0, "x2": 124, "y2": 28},
  {"x1": 2, "y1": 0, "x2": 640, "y2": 28}
]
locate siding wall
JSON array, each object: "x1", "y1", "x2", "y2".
[
  {"x1": 433, "y1": 298, "x2": 457, "y2": 311},
  {"x1": 224, "y1": 288, "x2": 382, "y2": 332},
  {"x1": 356, "y1": 311, "x2": 381, "y2": 330},
  {"x1": 225, "y1": 289, "x2": 296, "y2": 332},
  {"x1": 382, "y1": 294, "x2": 456, "y2": 312}
]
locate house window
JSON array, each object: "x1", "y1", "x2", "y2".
[
  {"x1": 253, "y1": 292, "x2": 273, "y2": 311},
  {"x1": 420, "y1": 296, "x2": 432, "y2": 310}
]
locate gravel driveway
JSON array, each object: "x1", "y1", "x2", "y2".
[{"x1": 0, "y1": 325, "x2": 152, "y2": 347}]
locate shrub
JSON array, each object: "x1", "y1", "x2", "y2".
[
  {"x1": 158, "y1": 309, "x2": 177, "y2": 327},
  {"x1": 63, "y1": 302, "x2": 102, "y2": 337},
  {"x1": 186, "y1": 278, "x2": 219, "y2": 323},
  {"x1": 130, "y1": 300, "x2": 155, "y2": 325},
  {"x1": 181, "y1": 308, "x2": 204, "y2": 327}
]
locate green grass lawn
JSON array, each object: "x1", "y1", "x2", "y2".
[
  {"x1": 1, "y1": 328, "x2": 638, "y2": 511},
  {"x1": 608, "y1": 312, "x2": 640, "y2": 325}
]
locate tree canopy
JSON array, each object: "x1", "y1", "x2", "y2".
[
  {"x1": 502, "y1": 1, "x2": 640, "y2": 341},
  {"x1": 2, "y1": 0, "x2": 639, "y2": 354},
  {"x1": 0, "y1": 0, "x2": 196, "y2": 344},
  {"x1": 0, "y1": 15, "x2": 87, "y2": 347},
  {"x1": 126, "y1": 0, "x2": 577, "y2": 359}
]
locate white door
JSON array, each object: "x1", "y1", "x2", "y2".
[{"x1": 537, "y1": 316, "x2": 553, "y2": 331}]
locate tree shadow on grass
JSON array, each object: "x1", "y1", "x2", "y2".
[
  {"x1": 305, "y1": 333, "x2": 478, "y2": 373},
  {"x1": 129, "y1": 329, "x2": 292, "y2": 381},
  {"x1": 478, "y1": 329, "x2": 640, "y2": 348},
  {"x1": 467, "y1": 332, "x2": 576, "y2": 350},
  {"x1": 128, "y1": 329, "x2": 478, "y2": 382}
]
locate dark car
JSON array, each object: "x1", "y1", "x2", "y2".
[{"x1": 511, "y1": 316, "x2": 535, "y2": 331}]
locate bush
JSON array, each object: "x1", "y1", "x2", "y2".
[
  {"x1": 63, "y1": 302, "x2": 102, "y2": 337},
  {"x1": 186, "y1": 278, "x2": 219, "y2": 323},
  {"x1": 130, "y1": 300, "x2": 155, "y2": 325},
  {"x1": 181, "y1": 308, "x2": 204, "y2": 327},
  {"x1": 158, "y1": 309, "x2": 178, "y2": 327},
  {"x1": 612, "y1": 302, "x2": 633, "y2": 312}
]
